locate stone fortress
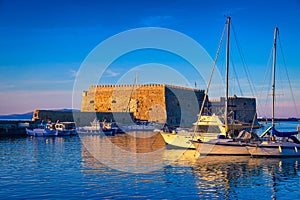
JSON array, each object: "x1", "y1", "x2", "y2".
[{"x1": 81, "y1": 84, "x2": 258, "y2": 127}]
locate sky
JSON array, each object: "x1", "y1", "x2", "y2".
[{"x1": 0, "y1": 0, "x2": 299, "y2": 118}]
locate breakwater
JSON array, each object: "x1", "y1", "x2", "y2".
[{"x1": 0, "y1": 120, "x2": 31, "y2": 136}]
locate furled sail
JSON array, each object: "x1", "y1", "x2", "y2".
[{"x1": 272, "y1": 127, "x2": 298, "y2": 137}]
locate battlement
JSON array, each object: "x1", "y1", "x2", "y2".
[{"x1": 87, "y1": 84, "x2": 203, "y2": 91}]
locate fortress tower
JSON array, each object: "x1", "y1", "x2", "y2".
[{"x1": 81, "y1": 84, "x2": 206, "y2": 127}]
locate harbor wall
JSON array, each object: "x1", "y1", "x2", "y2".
[
  {"x1": 0, "y1": 120, "x2": 31, "y2": 136},
  {"x1": 31, "y1": 110, "x2": 134, "y2": 127}
]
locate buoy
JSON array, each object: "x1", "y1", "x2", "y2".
[{"x1": 46, "y1": 139, "x2": 48, "y2": 144}]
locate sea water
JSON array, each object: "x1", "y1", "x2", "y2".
[{"x1": 0, "y1": 122, "x2": 299, "y2": 199}]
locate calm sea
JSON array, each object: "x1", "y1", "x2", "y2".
[{"x1": 0, "y1": 121, "x2": 299, "y2": 199}]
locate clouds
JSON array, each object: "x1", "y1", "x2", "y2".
[
  {"x1": 104, "y1": 69, "x2": 120, "y2": 77},
  {"x1": 0, "y1": 1, "x2": 299, "y2": 117},
  {"x1": 69, "y1": 69, "x2": 79, "y2": 78}
]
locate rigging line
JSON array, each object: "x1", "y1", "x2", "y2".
[
  {"x1": 231, "y1": 24, "x2": 257, "y2": 97},
  {"x1": 259, "y1": 47, "x2": 273, "y2": 118},
  {"x1": 231, "y1": 23, "x2": 259, "y2": 132},
  {"x1": 230, "y1": 56, "x2": 244, "y2": 96},
  {"x1": 278, "y1": 34, "x2": 299, "y2": 117},
  {"x1": 192, "y1": 22, "x2": 227, "y2": 140}
]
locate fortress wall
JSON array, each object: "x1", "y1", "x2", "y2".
[
  {"x1": 210, "y1": 96, "x2": 258, "y2": 124},
  {"x1": 81, "y1": 84, "x2": 166, "y2": 123},
  {"x1": 165, "y1": 86, "x2": 206, "y2": 127},
  {"x1": 81, "y1": 84, "x2": 205, "y2": 126},
  {"x1": 133, "y1": 84, "x2": 166, "y2": 122},
  {"x1": 229, "y1": 97, "x2": 257, "y2": 124}
]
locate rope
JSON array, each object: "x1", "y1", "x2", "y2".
[
  {"x1": 192, "y1": 21, "x2": 227, "y2": 141},
  {"x1": 230, "y1": 56, "x2": 244, "y2": 96},
  {"x1": 232, "y1": 24, "x2": 257, "y2": 98},
  {"x1": 257, "y1": 47, "x2": 273, "y2": 120},
  {"x1": 231, "y1": 24, "x2": 263, "y2": 133},
  {"x1": 278, "y1": 34, "x2": 299, "y2": 117}
]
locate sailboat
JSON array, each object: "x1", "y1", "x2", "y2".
[
  {"x1": 245, "y1": 27, "x2": 300, "y2": 157},
  {"x1": 161, "y1": 17, "x2": 251, "y2": 152},
  {"x1": 191, "y1": 17, "x2": 257, "y2": 156}
]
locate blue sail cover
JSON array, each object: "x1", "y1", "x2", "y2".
[{"x1": 272, "y1": 127, "x2": 299, "y2": 137}]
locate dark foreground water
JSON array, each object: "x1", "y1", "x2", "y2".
[{"x1": 0, "y1": 123, "x2": 299, "y2": 199}]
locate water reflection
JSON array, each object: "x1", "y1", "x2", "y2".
[
  {"x1": 81, "y1": 133, "x2": 299, "y2": 199},
  {"x1": 80, "y1": 132, "x2": 172, "y2": 173},
  {"x1": 191, "y1": 156, "x2": 299, "y2": 199},
  {"x1": 11, "y1": 133, "x2": 298, "y2": 199}
]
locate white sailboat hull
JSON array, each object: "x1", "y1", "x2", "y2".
[
  {"x1": 192, "y1": 139, "x2": 250, "y2": 156},
  {"x1": 246, "y1": 142, "x2": 300, "y2": 157},
  {"x1": 161, "y1": 132, "x2": 199, "y2": 149}
]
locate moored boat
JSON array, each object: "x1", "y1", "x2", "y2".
[
  {"x1": 26, "y1": 123, "x2": 57, "y2": 137},
  {"x1": 244, "y1": 27, "x2": 300, "y2": 157},
  {"x1": 121, "y1": 121, "x2": 161, "y2": 132},
  {"x1": 160, "y1": 114, "x2": 226, "y2": 149},
  {"x1": 55, "y1": 122, "x2": 77, "y2": 136},
  {"x1": 192, "y1": 139, "x2": 251, "y2": 156},
  {"x1": 101, "y1": 121, "x2": 118, "y2": 136},
  {"x1": 77, "y1": 119, "x2": 117, "y2": 136},
  {"x1": 245, "y1": 139, "x2": 300, "y2": 157},
  {"x1": 161, "y1": 17, "x2": 252, "y2": 152}
]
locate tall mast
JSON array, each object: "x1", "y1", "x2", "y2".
[
  {"x1": 225, "y1": 16, "x2": 231, "y2": 132},
  {"x1": 272, "y1": 27, "x2": 278, "y2": 127},
  {"x1": 135, "y1": 71, "x2": 138, "y2": 113}
]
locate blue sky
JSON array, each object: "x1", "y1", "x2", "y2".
[{"x1": 0, "y1": 0, "x2": 299, "y2": 117}]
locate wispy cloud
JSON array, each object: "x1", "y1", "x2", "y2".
[
  {"x1": 24, "y1": 79, "x2": 74, "y2": 84},
  {"x1": 69, "y1": 69, "x2": 79, "y2": 78},
  {"x1": 104, "y1": 69, "x2": 120, "y2": 77},
  {"x1": 0, "y1": 82, "x2": 15, "y2": 89}
]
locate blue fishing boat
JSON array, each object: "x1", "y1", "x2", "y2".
[{"x1": 26, "y1": 123, "x2": 57, "y2": 137}]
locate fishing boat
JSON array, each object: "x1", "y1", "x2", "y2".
[
  {"x1": 77, "y1": 118, "x2": 117, "y2": 136},
  {"x1": 101, "y1": 120, "x2": 118, "y2": 135},
  {"x1": 122, "y1": 120, "x2": 161, "y2": 132},
  {"x1": 245, "y1": 27, "x2": 300, "y2": 157},
  {"x1": 55, "y1": 122, "x2": 77, "y2": 136},
  {"x1": 26, "y1": 123, "x2": 57, "y2": 137}
]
